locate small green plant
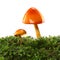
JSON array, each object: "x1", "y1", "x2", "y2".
[{"x1": 0, "y1": 36, "x2": 60, "y2": 60}]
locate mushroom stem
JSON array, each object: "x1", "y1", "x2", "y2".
[
  {"x1": 34, "y1": 24, "x2": 41, "y2": 38},
  {"x1": 17, "y1": 35, "x2": 22, "y2": 44},
  {"x1": 15, "y1": 35, "x2": 22, "y2": 44}
]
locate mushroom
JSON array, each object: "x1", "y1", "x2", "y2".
[
  {"x1": 14, "y1": 29, "x2": 26, "y2": 37},
  {"x1": 23, "y1": 7, "x2": 44, "y2": 38}
]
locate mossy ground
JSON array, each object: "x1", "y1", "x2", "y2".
[{"x1": 0, "y1": 36, "x2": 60, "y2": 60}]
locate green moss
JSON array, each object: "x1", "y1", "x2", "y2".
[{"x1": 0, "y1": 36, "x2": 60, "y2": 60}]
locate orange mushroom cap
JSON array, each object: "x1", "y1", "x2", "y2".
[
  {"x1": 14, "y1": 29, "x2": 26, "y2": 36},
  {"x1": 23, "y1": 7, "x2": 44, "y2": 24}
]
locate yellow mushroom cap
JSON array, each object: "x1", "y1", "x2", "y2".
[{"x1": 14, "y1": 29, "x2": 26, "y2": 36}]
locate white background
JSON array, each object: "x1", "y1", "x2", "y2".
[{"x1": 0, "y1": 0, "x2": 60, "y2": 38}]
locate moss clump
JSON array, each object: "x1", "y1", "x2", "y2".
[{"x1": 0, "y1": 36, "x2": 60, "y2": 60}]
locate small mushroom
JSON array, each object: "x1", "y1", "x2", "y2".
[
  {"x1": 14, "y1": 29, "x2": 26, "y2": 44},
  {"x1": 23, "y1": 7, "x2": 44, "y2": 38},
  {"x1": 14, "y1": 29, "x2": 26, "y2": 37}
]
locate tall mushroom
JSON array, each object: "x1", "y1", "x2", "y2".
[{"x1": 23, "y1": 7, "x2": 44, "y2": 38}]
